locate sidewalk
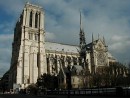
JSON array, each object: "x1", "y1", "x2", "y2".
[
  {"x1": 37, "y1": 95, "x2": 130, "y2": 98},
  {"x1": 0, "y1": 94, "x2": 130, "y2": 98}
]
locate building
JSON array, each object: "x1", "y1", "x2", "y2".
[
  {"x1": 9, "y1": 2, "x2": 47, "y2": 89},
  {"x1": 9, "y1": 2, "x2": 117, "y2": 89}
]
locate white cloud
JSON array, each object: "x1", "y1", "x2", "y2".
[
  {"x1": 111, "y1": 35, "x2": 124, "y2": 42},
  {"x1": 111, "y1": 35, "x2": 129, "y2": 43},
  {"x1": 45, "y1": 32, "x2": 56, "y2": 41},
  {"x1": 0, "y1": 34, "x2": 13, "y2": 41},
  {"x1": 110, "y1": 42, "x2": 123, "y2": 52}
]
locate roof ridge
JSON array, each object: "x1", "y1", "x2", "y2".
[{"x1": 45, "y1": 41, "x2": 78, "y2": 47}]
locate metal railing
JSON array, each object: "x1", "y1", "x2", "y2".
[{"x1": 44, "y1": 88, "x2": 130, "y2": 96}]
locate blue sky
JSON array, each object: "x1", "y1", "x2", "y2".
[{"x1": 0, "y1": 0, "x2": 130, "y2": 77}]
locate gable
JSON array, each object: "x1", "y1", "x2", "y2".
[{"x1": 94, "y1": 39, "x2": 106, "y2": 51}]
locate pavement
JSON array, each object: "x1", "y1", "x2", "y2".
[{"x1": 0, "y1": 94, "x2": 130, "y2": 98}]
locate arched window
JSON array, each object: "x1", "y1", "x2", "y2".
[
  {"x1": 29, "y1": 33, "x2": 33, "y2": 40},
  {"x1": 35, "y1": 33, "x2": 38, "y2": 41},
  {"x1": 37, "y1": 53, "x2": 39, "y2": 67},
  {"x1": 35, "y1": 13, "x2": 38, "y2": 28},
  {"x1": 29, "y1": 11, "x2": 33, "y2": 27},
  {"x1": 39, "y1": 13, "x2": 41, "y2": 28}
]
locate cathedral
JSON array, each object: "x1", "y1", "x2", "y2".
[{"x1": 9, "y1": 3, "x2": 116, "y2": 89}]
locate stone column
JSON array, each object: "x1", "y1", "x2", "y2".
[
  {"x1": 40, "y1": 11, "x2": 44, "y2": 29},
  {"x1": 23, "y1": 8, "x2": 27, "y2": 26},
  {"x1": 71, "y1": 56, "x2": 73, "y2": 66},
  {"x1": 24, "y1": 28, "x2": 29, "y2": 40},
  {"x1": 23, "y1": 46, "x2": 29, "y2": 84},
  {"x1": 64, "y1": 56, "x2": 67, "y2": 67},
  {"x1": 33, "y1": 52, "x2": 38, "y2": 83},
  {"x1": 32, "y1": 11, "x2": 35, "y2": 28},
  {"x1": 26, "y1": 8, "x2": 30, "y2": 27},
  {"x1": 16, "y1": 60, "x2": 22, "y2": 84},
  {"x1": 38, "y1": 33, "x2": 47, "y2": 75},
  {"x1": 57, "y1": 56, "x2": 61, "y2": 73},
  {"x1": 29, "y1": 52, "x2": 33, "y2": 83},
  {"x1": 50, "y1": 57, "x2": 52, "y2": 74},
  {"x1": 49, "y1": 56, "x2": 51, "y2": 74},
  {"x1": 37, "y1": 13, "x2": 40, "y2": 28}
]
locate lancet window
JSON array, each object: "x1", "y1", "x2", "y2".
[
  {"x1": 29, "y1": 11, "x2": 33, "y2": 27},
  {"x1": 29, "y1": 33, "x2": 33, "y2": 40},
  {"x1": 35, "y1": 33, "x2": 38, "y2": 41},
  {"x1": 35, "y1": 13, "x2": 38, "y2": 28}
]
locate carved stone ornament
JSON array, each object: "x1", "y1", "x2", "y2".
[{"x1": 97, "y1": 52, "x2": 106, "y2": 66}]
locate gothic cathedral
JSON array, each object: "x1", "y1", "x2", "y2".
[{"x1": 9, "y1": 3, "x2": 116, "y2": 89}]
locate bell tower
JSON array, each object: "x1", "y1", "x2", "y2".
[{"x1": 9, "y1": 2, "x2": 47, "y2": 89}]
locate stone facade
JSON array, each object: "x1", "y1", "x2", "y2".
[
  {"x1": 9, "y1": 3, "x2": 47, "y2": 89},
  {"x1": 9, "y1": 3, "x2": 116, "y2": 89}
]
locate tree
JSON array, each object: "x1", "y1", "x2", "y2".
[
  {"x1": 37, "y1": 73, "x2": 58, "y2": 90},
  {"x1": 27, "y1": 83, "x2": 38, "y2": 94}
]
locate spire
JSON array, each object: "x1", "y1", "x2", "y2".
[
  {"x1": 79, "y1": 11, "x2": 86, "y2": 50},
  {"x1": 103, "y1": 36, "x2": 104, "y2": 41},
  {"x1": 79, "y1": 11, "x2": 88, "y2": 71},
  {"x1": 92, "y1": 33, "x2": 94, "y2": 43},
  {"x1": 80, "y1": 11, "x2": 82, "y2": 31},
  {"x1": 98, "y1": 33, "x2": 100, "y2": 40},
  {"x1": 103, "y1": 36, "x2": 106, "y2": 45}
]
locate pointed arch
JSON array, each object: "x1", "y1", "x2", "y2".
[
  {"x1": 35, "y1": 12, "x2": 38, "y2": 28},
  {"x1": 29, "y1": 11, "x2": 33, "y2": 27},
  {"x1": 39, "y1": 13, "x2": 41, "y2": 28}
]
